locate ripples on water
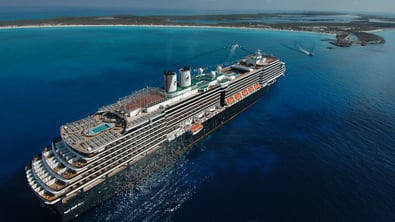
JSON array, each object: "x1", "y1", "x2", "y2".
[{"x1": 79, "y1": 142, "x2": 211, "y2": 222}]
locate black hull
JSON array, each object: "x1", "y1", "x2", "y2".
[{"x1": 42, "y1": 84, "x2": 274, "y2": 221}]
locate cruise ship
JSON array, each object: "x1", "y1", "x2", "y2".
[{"x1": 25, "y1": 50, "x2": 286, "y2": 221}]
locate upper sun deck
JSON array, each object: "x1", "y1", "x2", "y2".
[
  {"x1": 59, "y1": 52, "x2": 278, "y2": 154},
  {"x1": 61, "y1": 87, "x2": 166, "y2": 154},
  {"x1": 60, "y1": 114, "x2": 124, "y2": 154}
]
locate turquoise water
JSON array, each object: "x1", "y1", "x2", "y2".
[
  {"x1": 0, "y1": 27, "x2": 394, "y2": 222},
  {"x1": 86, "y1": 123, "x2": 114, "y2": 136},
  {"x1": 92, "y1": 124, "x2": 110, "y2": 134}
]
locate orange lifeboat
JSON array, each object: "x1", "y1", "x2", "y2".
[
  {"x1": 190, "y1": 123, "x2": 203, "y2": 135},
  {"x1": 242, "y1": 90, "x2": 248, "y2": 96},
  {"x1": 248, "y1": 86, "x2": 255, "y2": 93},
  {"x1": 226, "y1": 97, "x2": 234, "y2": 104},
  {"x1": 254, "y1": 83, "x2": 261, "y2": 89},
  {"x1": 234, "y1": 93, "x2": 241, "y2": 100}
]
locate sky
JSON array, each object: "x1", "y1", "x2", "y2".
[{"x1": 1, "y1": 0, "x2": 395, "y2": 13}]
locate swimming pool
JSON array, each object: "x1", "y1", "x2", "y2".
[{"x1": 84, "y1": 122, "x2": 115, "y2": 136}]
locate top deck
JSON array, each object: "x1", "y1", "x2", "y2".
[{"x1": 60, "y1": 52, "x2": 279, "y2": 154}]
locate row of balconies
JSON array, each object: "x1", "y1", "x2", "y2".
[{"x1": 165, "y1": 92, "x2": 220, "y2": 129}]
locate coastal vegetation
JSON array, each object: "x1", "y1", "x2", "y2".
[
  {"x1": 1, "y1": 12, "x2": 391, "y2": 47},
  {"x1": 327, "y1": 31, "x2": 385, "y2": 47}
]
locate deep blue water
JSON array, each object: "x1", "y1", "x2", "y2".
[{"x1": 0, "y1": 27, "x2": 394, "y2": 222}]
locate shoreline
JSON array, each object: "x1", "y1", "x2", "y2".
[
  {"x1": 0, "y1": 23, "x2": 337, "y2": 36},
  {"x1": 1, "y1": 23, "x2": 390, "y2": 49},
  {"x1": 0, "y1": 12, "x2": 393, "y2": 38}
]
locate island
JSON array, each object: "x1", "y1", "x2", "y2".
[{"x1": 1, "y1": 12, "x2": 392, "y2": 47}]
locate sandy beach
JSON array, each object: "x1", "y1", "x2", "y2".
[{"x1": 0, "y1": 23, "x2": 338, "y2": 37}]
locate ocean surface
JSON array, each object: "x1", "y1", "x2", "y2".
[{"x1": 0, "y1": 26, "x2": 394, "y2": 222}]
